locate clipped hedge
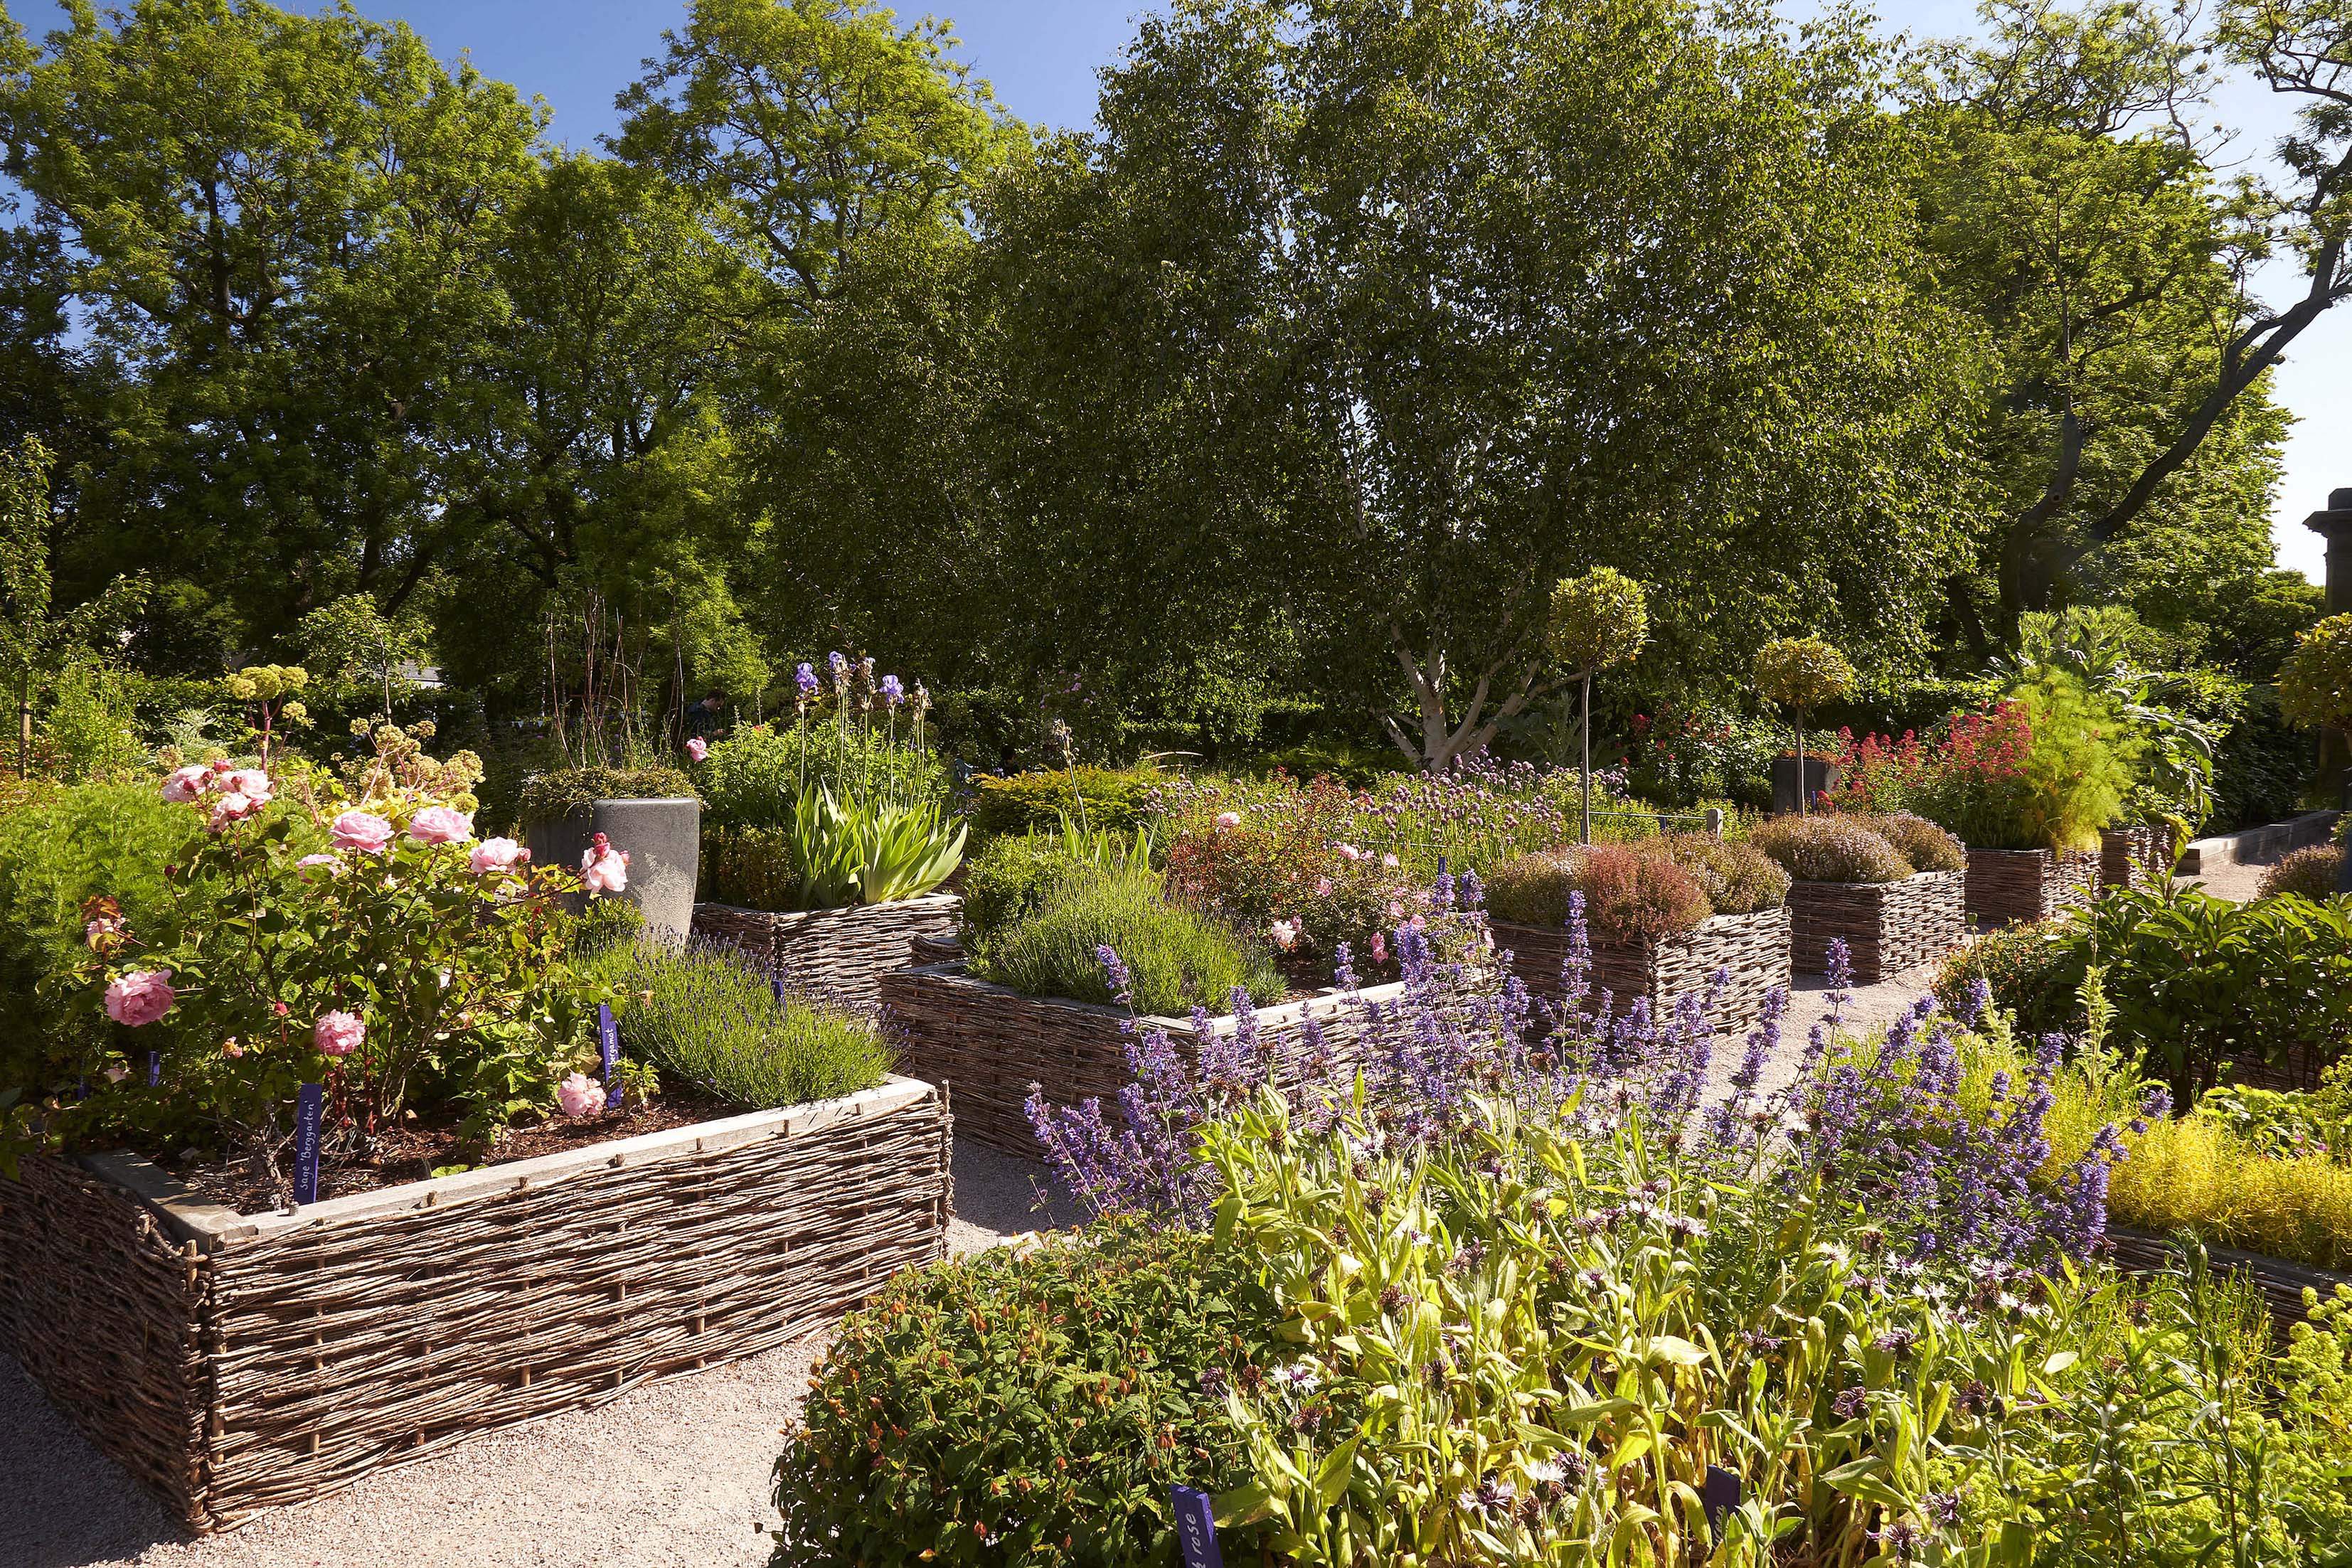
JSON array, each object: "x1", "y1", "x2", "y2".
[
  {"x1": 770, "y1": 1224, "x2": 1278, "y2": 1567},
  {"x1": 971, "y1": 767, "x2": 1157, "y2": 841}
]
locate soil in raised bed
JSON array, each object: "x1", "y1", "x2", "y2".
[{"x1": 149, "y1": 1084, "x2": 745, "y2": 1216}]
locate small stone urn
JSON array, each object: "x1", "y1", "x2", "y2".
[{"x1": 525, "y1": 796, "x2": 701, "y2": 942}]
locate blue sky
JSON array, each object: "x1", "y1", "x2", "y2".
[{"x1": 11, "y1": 0, "x2": 2346, "y2": 580}]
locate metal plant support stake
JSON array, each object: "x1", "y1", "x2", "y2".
[{"x1": 1580, "y1": 670, "x2": 1593, "y2": 846}]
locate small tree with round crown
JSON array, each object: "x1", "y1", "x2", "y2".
[
  {"x1": 1548, "y1": 569, "x2": 1649, "y2": 844},
  {"x1": 1754, "y1": 636, "x2": 1856, "y2": 816}
]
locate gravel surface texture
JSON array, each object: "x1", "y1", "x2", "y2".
[{"x1": 0, "y1": 923, "x2": 2219, "y2": 1565}]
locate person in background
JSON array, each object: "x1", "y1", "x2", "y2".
[{"x1": 686, "y1": 689, "x2": 727, "y2": 744}]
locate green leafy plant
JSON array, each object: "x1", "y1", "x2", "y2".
[
  {"x1": 2259, "y1": 844, "x2": 2343, "y2": 902},
  {"x1": 959, "y1": 832, "x2": 1090, "y2": 947},
  {"x1": 972, "y1": 866, "x2": 1282, "y2": 1013},
  {"x1": 784, "y1": 784, "x2": 967, "y2": 910},
  {"x1": 1932, "y1": 919, "x2": 2086, "y2": 1038},
  {"x1": 1649, "y1": 831, "x2": 1789, "y2": 914},
  {"x1": 591, "y1": 939, "x2": 890, "y2": 1109},
  {"x1": 770, "y1": 1222, "x2": 1280, "y2": 1567},
  {"x1": 972, "y1": 767, "x2": 1158, "y2": 841},
  {"x1": 1750, "y1": 814, "x2": 1915, "y2": 883},
  {"x1": 2277, "y1": 612, "x2": 2352, "y2": 737}
]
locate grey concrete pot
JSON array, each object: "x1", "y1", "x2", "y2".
[
  {"x1": 1769, "y1": 755, "x2": 1841, "y2": 816},
  {"x1": 525, "y1": 796, "x2": 701, "y2": 942}
]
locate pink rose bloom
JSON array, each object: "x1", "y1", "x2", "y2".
[
  {"x1": 295, "y1": 852, "x2": 344, "y2": 879},
  {"x1": 160, "y1": 764, "x2": 209, "y2": 804},
  {"x1": 314, "y1": 1010, "x2": 365, "y2": 1057},
  {"x1": 469, "y1": 837, "x2": 527, "y2": 875},
  {"x1": 580, "y1": 833, "x2": 629, "y2": 895},
  {"x1": 225, "y1": 769, "x2": 273, "y2": 801},
  {"x1": 558, "y1": 1072, "x2": 605, "y2": 1119},
  {"x1": 1215, "y1": 811, "x2": 1242, "y2": 831},
  {"x1": 406, "y1": 805, "x2": 474, "y2": 846},
  {"x1": 1336, "y1": 843, "x2": 1362, "y2": 862},
  {"x1": 1270, "y1": 918, "x2": 1301, "y2": 952},
  {"x1": 208, "y1": 792, "x2": 260, "y2": 832},
  {"x1": 104, "y1": 969, "x2": 176, "y2": 1027},
  {"x1": 1315, "y1": 877, "x2": 1334, "y2": 897},
  {"x1": 686, "y1": 736, "x2": 708, "y2": 762},
  {"x1": 330, "y1": 811, "x2": 394, "y2": 854}
]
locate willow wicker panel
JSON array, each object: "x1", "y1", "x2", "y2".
[
  {"x1": 2106, "y1": 1227, "x2": 2351, "y2": 1342},
  {"x1": 2100, "y1": 826, "x2": 2173, "y2": 892},
  {"x1": 0, "y1": 1078, "x2": 948, "y2": 1534},
  {"x1": 1495, "y1": 907, "x2": 1791, "y2": 1035},
  {"x1": 1785, "y1": 872, "x2": 1964, "y2": 983},
  {"x1": 879, "y1": 964, "x2": 1409, "y2": 1156},
  {"x1": 1964, "y1": 847, "x2": 2098, "y2": 929},
  {"x1": 691, "y1": 893, "x2": 960, "y2": 1008}
]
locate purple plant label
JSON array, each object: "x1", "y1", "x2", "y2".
[
  {"x1": 1170, "y1": 1486, "x2": 1223, "y2": 1568},
  {"x1": 292, "y1": 1082, "x2": 323, "y2": 1207},
  {"x1": 772, "y1": 976, "x2": 788, "y2": 1009},
  {"x1": 597, "y1": 1003, "x2": 622, "y2": 1110},
  {"x1": 147, "y1": 1050, "x2": 160, "y2": 1087},
  {"x1": 1703, "y1": 1463, "x2": 1741, "y2": 1538}
]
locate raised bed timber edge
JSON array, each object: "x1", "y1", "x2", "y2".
[
  {"x1": 0, "y1": 1075, "x2": 949, "y2": 1534},
  {"x1": 1785, "y1": 871, "x2": 1965, "y2": 984},
  {"x1": 1964, "y1": 846, "x2": 2099, "y2": 929},
  {"x1": 691, "y1": 892, "x2": 962, "y2": 1008},
  {"x1": 878, "y1": 963, "x2": 1409, "y2": 1156},
  {"x1": 1494, "y1": 905, "x2": 1791, "y2": 1036}
]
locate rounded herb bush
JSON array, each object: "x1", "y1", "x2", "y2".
[
  {"x1": 1486, "y1": 846, "x2": 1709, "y2": 942},
  {"x1": 2260, "y1": 844, "x2": 2343, "y2": 903},
  {"x1": 972, "y1": 865, "x2": 1282, "y2": 1013},
  {"x1": 1860, "y1": 811, "x2": 1965, "y2": 874},
  {"x1": 1931, "y1": 919, "x2": 2087, "y2": 1038},
  {"x1": 959, "y1": 831, "x2": 1091, "y2": 949},
  {"x1": 770, "y1": 1222, "x2": 1279, "y2": 1567},
  {"x1": 1750, "y1": 815, "x2": 1915, "y2": 884},
  {"x1": 1652, "y1": 831, "x2": 1788, "y2": 914}
]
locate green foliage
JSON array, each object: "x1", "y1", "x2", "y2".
[
  {"x1": 2211, "y1": 688, "x2": 2312, "y2": 833},
  {"x1": 2113, "y1": 1111, "x2": 2352, "y2": 1275},
  {"x1": 1859, "y1": 811, "x2": 1967, "y2": 873},
  {"x1": 1752, "y1": 636, "x2": 1858, "y2": 715},
  {"x1": 591, "y1": 939, "x2": 890, "y2": 1110},
  {"x1": 38, "y1": 662, "x2": 147, "y2": 780},
  {"x1": 972, "y1": 767, "x2": 1156, "y2": 841},
  {"x1": 780, "y1": 785, "x2": 966, "y2": 910},
  {"x1": 2013, "y1": 671, "x2": 2144, "y2": 850},
  {"x1": 1648, "y1": 832, "x2": 1789, "y2": 915},
  {"x1": 291, "y1": 594, "x2": 428, "y2": 718},
  {"x1": 2278, "y1": 612, "x2": 2352, "y2": 735},
  {"x1": 518, "y1": 764, "x2": 698, "y2": 825},
  {"x1": 1932, "y1": 919, "x2": 2085, "y2": 1038},
  {"x1": 1545, "y1": 567, "x2": 1649, "y2": 676},
  {"x1": 770, "y1": 1222, "x2": 1279, "y2": 1567},
  {"x1": 697, "y1": 721, "x2": 949, "y2": 831},
  {"x1": 2260, "y1": 845, "x2": 2342, "y2": 902},
  {"x1": 972, "y1": 866, "x2": 1281, "y2": 1014},
  {"x1": 958, "y1": 832, "x2": 1089, "y2": 947}
]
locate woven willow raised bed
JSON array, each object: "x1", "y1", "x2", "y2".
[
  {"x1": 1964, "y1": 846, "x2": 2099, "y2": 929},
  {"x1": 2106, "y1": 1227, "x2": 2352, "y2": 1343},
  {"x1": 1785, "y1": 871, "x2": 1965, "y2": 984},
  {"x1": 878, "y1": 963, "x2": 1409, "y2": 1156},
  {"x1": 0, "y1": 1077, "x2": 949, "y2": 1533},
  {"x1": 2099, "y1": 826, "x2": 2173, "y2": 892},
  {"x1": 1495, "y1": 906, "x2": 1791, "y2": 1035},
  {"x1": 691, "y1": 892, "x2": 961, "y2": 1008}
]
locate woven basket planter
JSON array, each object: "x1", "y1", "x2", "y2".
[
  {"x1": 691, "y1": 893, "x2": 962, "y2": 1008},
  {"x1": 878, "y1": 963, "x2": 1409, "y2": 1156},
  {"x1": 1495, "y1": 906, "x2": 1791, "y2": 1035},
  {"x1": 1964, "y1": 847, "x2": 2098, "y2": 929},
  {"x1": 2106, "y1": 1227, "x2": 2351, "y2": 1343},
  {"x1": 1785, "y1": 872, "x2": 1965, "y2": 984},
  {"x1": 2099, "y1": 826, "x2": 2172, "y2": 892},
  {"x1": 0, "y1": 1076, "x2": 948, "y2": 1534}
]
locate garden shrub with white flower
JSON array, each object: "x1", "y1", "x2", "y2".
[{"x1": 45, "y1": 726, "x2": 617, "y2": 1195}]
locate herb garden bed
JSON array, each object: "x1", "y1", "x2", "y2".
[
  {"x1": 0, "y1": 1076, "x2": 949, "y2": 1534},
  {"x1": 1784, "y1": 871, "x2": 1964, "y2": 983},
  {"x1": 1495, "y1": 906, "x2": 1790, "y2": 1034},
  {"x1": 691, "y1": 893, "x2": 962, "y2": 1008},
  {"x1": 1964, "y1": 846, "x2": 2098, "y2": 928},
  {"x1": 876, "y1": 963, "x2": 1408, "y2": 1156}
]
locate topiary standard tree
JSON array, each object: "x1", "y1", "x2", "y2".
[
  {"x1": 2277, "y1": 613, "x2": 2352, "y2": 890},
  {"x1": 1754, "y1": 636, "x2": 1857, "y2": 816},
  {"x1": 1548, "y1": 568, "x2": 1649, "y2": 844}
]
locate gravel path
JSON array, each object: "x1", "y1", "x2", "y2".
[{"x1": 0, "y1": 961, "x2": 2005, "y2": 1567}]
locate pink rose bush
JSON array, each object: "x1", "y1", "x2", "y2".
[{"x1": 66, "y1": 726, "x2": 619, "y2": 1193}]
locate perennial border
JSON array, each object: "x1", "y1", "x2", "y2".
[
  {"x1": 0, "y1": 1075, "x2": 949, "y2": 1533},
  {"x1": 1494, "y1": 906, "x2": 1791, "y2": 1035}
]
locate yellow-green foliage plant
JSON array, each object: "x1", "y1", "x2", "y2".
[
  {"x1": 1753, "y1": 635, "x2": 1856, "y2": 816},
  {"x1": 2107, "y1": 1114, "x2": 2352, "y2": 1274},
  {"x1": 2013, "y1": 669, "x2": 2144, "y2": 853}
]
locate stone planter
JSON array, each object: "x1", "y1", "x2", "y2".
[
  {"x1": 1495, "y1": 906, "x2": 1791, "y2": 1035},
  {"x1": 0, "y1": 1077, "x2": 948, "y2": 1533},
  {"x1": 878, "y1": 964, "x2": 1408, "y2": 1156},
  {"x1": 1964, "y1": 846, "x2": 2098, "y2": 929},
  {"x1": 525, "y1": 796, "x2": 701, "y2": 942},
  {"x1": 2100, "y1": 826, "x2": 2173, "y2": 892},
  {"x1": 1769, "y1": 755, "x2": 1841, "y2": 816},
  {"x1": 1785, "y1": 871, "x2": 1965, "y2": 983},
  {"x1": 691, "y1": 894, "x2": 961, "y2": 1009}
]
